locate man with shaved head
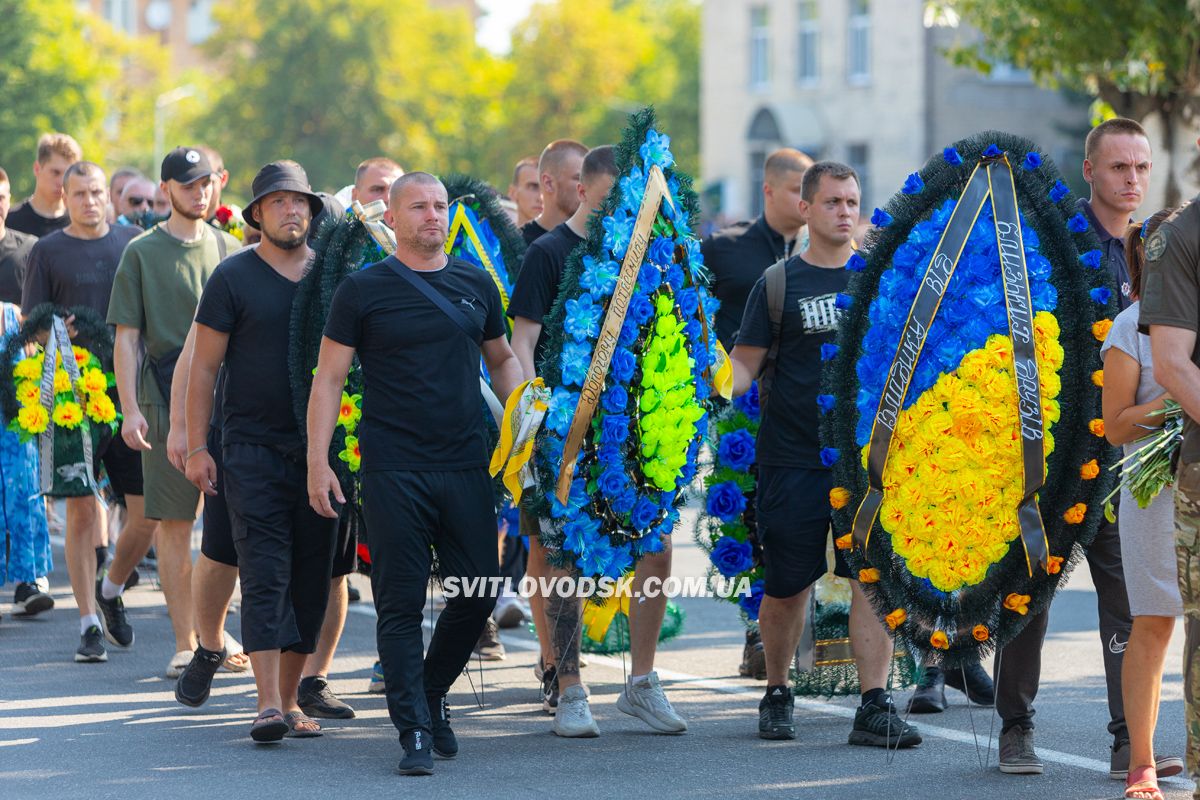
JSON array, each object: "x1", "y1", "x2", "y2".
[
  {"x1": 521, "y1": 139, "x2": 588, "y2": 246},
  {"x1": 308, "y1": 171, "x2": 522, "y2": 773},
  {"x1": 507, "y1": 156, "x2": 542, "y2": 228}
]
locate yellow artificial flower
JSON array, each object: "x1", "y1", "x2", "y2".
[
  {"x1": 1046, "y1": 555, "x2": 1064, "y2": 575},
  {"x1": 930, "y1": 630, "x2": 950, "y2": 650},
  {"x1": 1091, "y1": 370, "x2": 1104, "y2": 387},
  {"x1": 1092, "y1": 319, "x2": 1113, "y2": 341},
  {"x1": 1003, "y1": 593, "x2": 1031, "y2": 615},
  {"x1": 13, "y1": 358, "x2": 42, "y2": 381},
  {"x1": 17, "y1": 404, "x2": 49, "y2": 434},
  {"x1": 80, "y1": 368, "x2": 108, "y2": 395},
  {"x1": 885, "y1": 609, "x2": 907, "y2": 630},
  {"x1": 85, "y1": 393, "x2": 117, "y2": 424},
  {"x1": 1088, "y1": 418, "x2": 1106, "y2": 438},
  {"x1": 972, "y1": 625, "x2": 989, "y2": 642},
  {"x1": 859, "y1": 568, "x2": 880, "y2": 583},
  {"x1": 834, "y1": 532, "x2": 853, "y2": 551},
  {"x1": 16, "y1": 381, "x2": 41, "y2": 407},
  {"x1": 52, "y1": 401, "x2": 84, "y2": 429},
  {"x1": 829, "y1": 487, "x2": 851, "y2": 510},
  {"x1": 1080, "y1": 459, "x2": 1099, "y2": 480},
  {"x1": 71, "y1": 346, "x2": 91, "y2": 369},
  {"x1": 1062, "y1": 503, "x2": 1087, "y2": 525},
  {"x1": 53, "y1": 369, "x2": 72, "y2": 394}
]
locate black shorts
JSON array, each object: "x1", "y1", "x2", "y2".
[
  {"x1": 200, "y1": 427, "x2": 237, "y2": 567},
  {"x1": 756, "y1": 465, "x2": 850, "y2": 599},
  {"x1": 332, "y1": 512, "x2": 357, "y2": 578},
  {"x1": 96, "y1": 427, "x2": 143, "y2": 499}
]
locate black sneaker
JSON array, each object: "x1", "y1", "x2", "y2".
[
  {"x1": 758, "y1": 685, "x2": 796, "y2": 740},
  {"x1": 848, "y1": 696, "x2": 922, "y2": 748},
  {"x1": 906, "y1": 667, "x2": 947, "y2": 713},
  {"x1": 13, "y1": 581, "x2": 54, "y2": 617},
  {"x1": 398, "y1": 729, "x2": 434, "y2": 776},
  {"x1": 94, "y1": 577, "x2": 134, "y2": 648},
  {"x1": 123, "y1": 569, "x2": 140, "y2": 591},
  {"x1": 298, "y1": 675, "x2": 356, "y2": 719},
  {"x1": 541, "y1": 663, "x2": 559, "y2": 714},
  {"x1": 426, "y1": 693, "x2": 458, "y2": 758},
  {"x1": 174, "y1": 644, "x2": 225, "y2": 707},
  {"x1": 739, "y1": 629, "x2": 767, "y2": 680},
  {"x1": 75, "y1": 625, "x2": 107, "y2": 663},
  {"x1": 943, "y1": 659, "x2": 995, "y2": 706}
]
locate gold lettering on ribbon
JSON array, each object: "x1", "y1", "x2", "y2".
[
  {"x1": 446, "y1": 201, "x2": 510, "y2": 308},
  {"x1": 555, "y1": 165, "x2": 674, "y2": 503}
]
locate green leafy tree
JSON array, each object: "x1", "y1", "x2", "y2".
[{"x1": 938, "y1": 0, "x2": 1200, "y2": 204}]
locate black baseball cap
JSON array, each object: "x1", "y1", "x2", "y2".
[
  {"x1": 243, "y1": 160, "x2": 324, "y2": 230},
  {"x1": 161, "y1": 146, "x2": 214, "y2": 184}
]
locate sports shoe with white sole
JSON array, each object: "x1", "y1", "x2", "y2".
[
  {"x1": 616, "y1": 671, "x2": 687, "y2": 733},
  {"x1": 553, "y1": 684, "x2": 599, "y2": 737}
]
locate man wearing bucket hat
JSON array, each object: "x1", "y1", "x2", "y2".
[{"x1": 186, "y1": 160, "x2": 338, "y2": 743}]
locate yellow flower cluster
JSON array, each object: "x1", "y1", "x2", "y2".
[
  {"x1": 638, "y1": 295, "x2": 705, "y2": 491},
  {"x1": 861, "y1": 311, "x2": 1064, "y2": 593},
  {"x1": 10, "y1": 347, "x2": 116, "y2": 438}
]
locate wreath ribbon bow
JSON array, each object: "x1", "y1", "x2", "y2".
[{"x1": 490, "y1": 377, "x2": 550, "y2": 503}]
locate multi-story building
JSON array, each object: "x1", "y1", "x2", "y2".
[{"x1": 701, "y1": 0, "x2": 1092, "y2": 220}]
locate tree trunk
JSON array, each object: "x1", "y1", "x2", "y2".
[{"x1": 1161, "y1": 105, "x2": 1182, "y2": 208}]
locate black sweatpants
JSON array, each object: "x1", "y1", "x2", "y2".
[
  {"x1": 362, "y1": 468, "x2": 499, "y2": 739},
  {"x1": 995, "y1": 511, "x2": 1131, "y2": 740},
  {"x1": 223, "y1": 442, "x2": 338, "y2": 654}
]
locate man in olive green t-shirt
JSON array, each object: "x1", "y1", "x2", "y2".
[
  {"x1": 1140, "y1": 195, "x2": 1200, "y2": 794},
  {"x1": 102, "y1": 147, "x2": 241, "y2": 677}
]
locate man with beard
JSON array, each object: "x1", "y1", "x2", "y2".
[
  {"x1": 520, "y1": 139, "x2": 587, "y2": 246},
  {"x1": 103, "y1": 147, "x2": 243, "y2": 679},
  {"x1": 186, "y1": 161, "x2": 337, "y2": 742},
  {"x1": 307, "y1": 172, "x2": 522, "y2": 774}
]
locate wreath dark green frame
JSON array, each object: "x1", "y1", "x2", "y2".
[{"x1": 820, "y1": 131, "x2": 1119, "y2": 667}]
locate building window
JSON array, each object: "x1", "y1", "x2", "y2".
[
  {"x1": 846, "y1": 142, "x2": 869, "y2": 209},
  {"x1": 797, "y1": 1, "x2": 819, "y2": 85},
  {"x1": 847, "y1": 0, "x2": 871, "y2": 85},
  {"x1": 750, "y1": 5, "x2": 771, "y2": 89},
  {"x1": 747, "y1": 108, "x2": 784, "y2": 218},
  {"x1": 103, "y1": 0, "x2": 135, "y2": 32},
  {"x1": 989, "y1": 60, "x2": 1033, "y2": 84},
  {"x1": 187, "y1": 0, "x2": 217, "y2": 44}
]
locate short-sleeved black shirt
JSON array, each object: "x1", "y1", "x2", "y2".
[
  {"x1": 0, "y1": 229, "x2": 36, "y2": 305},
  {"x1": 507, "y1": 222, "x2": 584, "y2": 367},
  {"x1": 323, "y1": 255, "x2": 505, "y2": 472},
  {"x1": 6, "y1": 200, "x2": 69, "y2": 239},
  {"x1": 21, "y1": 225, "x2": 141, "y2": 324},
  {"x1": 737, "y1": 255, "x2": 848, "y2": 468},
  {"x1": 194, "y1": 249, "x2": 301, "y2": 450},
  {"x1": 701, "y1": 215, "x2": 791, "y2": 348},
  {"x1": 1078, "y1": 199, "x2": 1132, "y2": 312},
  {"x1": 521, "y1": 218, "x2": 549, "y2": 247}
]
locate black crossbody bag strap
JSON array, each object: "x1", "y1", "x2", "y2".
[
  {"x1": 382, "y1": 255, "x2": 482, "y2": 343},
  {"x1": 757, "y1": 258, "x2": 788, "y2": 416}
]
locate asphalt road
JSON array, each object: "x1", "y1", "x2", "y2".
[{"x1": 1, "y1": 504, "x2": 1195, "y2": 800}]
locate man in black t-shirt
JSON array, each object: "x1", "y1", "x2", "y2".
[
  {"x1": 6, "y1": 133, "x2": 81, "y2": 238},
  {"x1": 520, "y1": 139, "x2": 587, "y2": 246},
  {"x1": 730, "y1": 162, "x2": 920, "y2": 749},
  {"x1": 0, "y1": 168, "x2": 35, "y2": 305},
  {"x1": 308, "y1": 172, "x2": 522, "y2": 774},
  {"x1": 186, "y1": 160, "x2": 336, "y2": 743},
  {"x1": 18, "y1": 161, "x2": 151, "y2": 663}
]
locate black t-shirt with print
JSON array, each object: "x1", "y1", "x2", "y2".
[
  {"x1": 323, "y1": 255, "x2": 505, "y2": 472},
  {"x1": 0, "y1": 229, "x2": 36, "y2": 305},
  {"x1": 737, "y1": 255, "x2": 849, "y2": 468},
  {"x1": 194, "y1": 248, "x2": 301, "y2": 450},
  {"x1": 507, "y1": 222, "x2": 584, "y2": 368},
  {"x1": 6, "y1": 200, "x2": 69, "y2": 239},
  {"x1": 521, "y1": 218, "x2": 549, "y2": 247}
]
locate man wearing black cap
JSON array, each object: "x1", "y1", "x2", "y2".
[
  {"x1": 186, "y1": 160, "x2": 338, "y2": 742},
  {"x1": 103, "y1": 147, "x2": 243, "y2": 679}
]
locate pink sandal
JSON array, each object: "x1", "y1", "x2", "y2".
[{"x1": 1125, "y1": 764, "x2": 1163, "y2": 800}]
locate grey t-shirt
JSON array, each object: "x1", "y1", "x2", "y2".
[{"x1": 1101, "y1": 301, "x2": 1165, "y2": 411}]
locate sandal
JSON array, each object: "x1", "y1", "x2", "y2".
[
  {"x1": 283, "y1": 710, "x2": 323, "y2": 738},
  {"x1": 221, "y1": 635, "x2": 251, "y2": 673},
  {"x1": 250, "y1": 707, "x2": 289, "y2": 743},
  {"x1": 166, "y1": 650, "x2": 193, "y2": 679},
  {"x1": 1125, "y1": 764, "x2": 1163, "y2": 800}
]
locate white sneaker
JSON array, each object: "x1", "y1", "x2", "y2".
[
  {"x1": 553, "y1": 684, "x2": 599, "y2": 737},
  {"x1": 616, "y1": 671, "x2": 687, "y2": 733}
]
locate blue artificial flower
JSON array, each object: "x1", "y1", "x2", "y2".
[
  {"x1": 561, "y1": 340, "x2": 593, "y2": 387},
  {"x1": 610, "y1": 347, "x2": 637, "y2": 382},
  {"x1": 611, "y1": 487, "x2": 637, "y2": 515},
  {"x1": 1022, "y1": 152, "x2": 1043, "y2": 171},
  {"x1": 706, "y1": 481, "x2": 748, "y2": 523},
  {"x1": 845, "y1": 253, "x2": 867, "y2": 273},
  {"x1": 601, "y1": 385, "x2": 628, "y2": 413},
  {"x1": 619, "y1": 166, "x2": 648, "y2": 211},
  {"x1": 597, "y1": 468, "x2": 628, "y2": 499},
  {"x1": 638, "y1": 263, "x2": 663, "y2": 293},
  {"x1": 1079, "y1": 249, "x2": 1103, "y2": 269},
  {"x1": 901, "y1": 172, "x2": 925, "y2": 195},
  {"x1": 733, "y1": 382, "x2": 761, "y2": 419},
  {"x1": 630, "y1": 497, "x2": 660, "y2": 530},
  {"x1": 640, "y1": 129, "x2": 675, "y2": 171},
  {"x1": 816, "y1": 394, "x2": 836, "y2": 414},
  {"x1": 665, "y1": 263, "x2": 685, "y2": 291},
  {"x1": 597, "y1": 443, "x2": 623, "y2": 468},
  {"x1": 711, "y1": 536, "x2": 755, "y2": 578},
  {"x1": 1090, "y1": 287, "x2": 1112, "y2": 305},
  {"x1": 871, "y1": 208, "x2": 893, "y2": 227},
  {"x1": 575, "y1": 539, "x2": 611, "y2": 577},
  {"x1": 983, "y1": 143, "x2": 1003, "y2": 158},
  {"x1": 564, "y1": 294, "x2": 604, "y2": 342},
  {"x1": 618, "y1": 319, "x2": 640, "y2": 347},
  {"x1": 648, "y1": 236, "x2": 675, "y2": 267},
  {"x1": 943, "y1": 147, "x2": 964, "y2": 166},
  {"x1": 819, "y1": 447, "x2": 840, "y2": 467},
  {"x1": 579, "y1": 255, "x2": 619, "y2": 297},
  {"x1": 600, "y1": 414, "x2": 630, "y2": 445},
  {"x1": 1067, "y1": 212, "x2": 1089, "y2": 233},
  {"x1": 1049, "y1": 180, "x2": 1070, "y2": 203},
  {"x1": 892, "y1": 243, "x2": 924, "y2": 273},
  {"x1": 635, "y1": 531, "x2": 664, "y2": 555},
  {"x1": 562, "y1": 513, "x2": 602, "y2": 554},
  {"x1": 682, "y1": 238, "x2": 705, "y2": 276},
  {"x1": 628, "y1": 293, "x2": 654, "y2": 325},
  {"x1": 551, "y1": 478, "x2": 588, "y2": 519},
  {"x1": 677, "y1": 287, "x2": 700, "y2": 318},
  {"x1": 604, "y1": 543, "x2": 634, "y2": 578},
  {"x1": 910, "y1": 219, "x2": 939, "y2": 245},
  {"x1": 603, "y1": 209, "x2": 635, "y2": 259},
  {"x1": 821, "y1": 343, "x2": 839, "y2": 361},
  {"x1": 1026, "y1": 252, "x2": 1053, "y2": 280},
  {"x1": 834, "y1": 293, "x2": 853, "y2": 310},
  {"x1": 738, "y1": 579, "x2": 765, "y2": 620},
  {"x1": 546, "y1": 387, "x2": 580, "y2": 435},
  {"x1": 717, "y1": 429, "x2": 756, "y2": 472}
]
